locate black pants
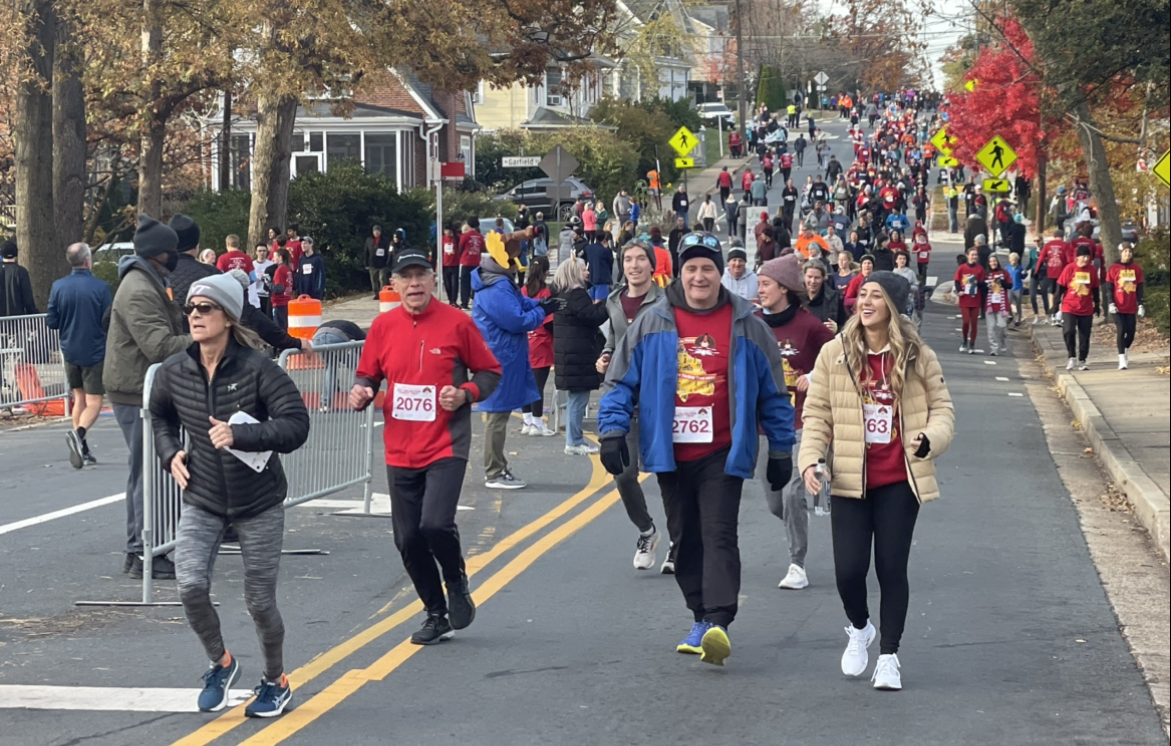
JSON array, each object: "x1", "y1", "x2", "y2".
[
  {"x1": 1062, "y1": 312, "x2": 1093, "y2": 361},
  {"x1": 702, "y1": 217, "x2": 715, "y2": 232},
  {"x1": 459, "y1": 267, "x2": 475, "y2": 308},
  {"x1": 443, "y1": 267, "x2": 460, "y2": 305},
  {"x1": 719, "y1": 187, "x2": 730, "y2": 203},
  {"x1": 273, "y1": 306, "x2": 288, "y2": 330},
  {"x1": 831, "y1": 481, "x2": 920, "y2": 655},
  {"x1": 763, "y1": 169, "x2": 773, "y2": 188},
  {"x1": 1114, "y1": 313, "x2": 1136, "y2": 353},
  {"x1": 387, "y1": 458, "x2": 468, "y2": 617},
  {"x1": 259, "y1": 296, "x2": 272, "y2": 318},
  {"x1": 657, "y1": 447, "x2": 743, "y2": 628},
  {"x1": 522, "y1": 366, "x2": 551, "y2": 419}
]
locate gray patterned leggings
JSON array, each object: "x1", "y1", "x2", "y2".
[{"x1": 175, "y1": 503, "x2": 286, "y2": 680}]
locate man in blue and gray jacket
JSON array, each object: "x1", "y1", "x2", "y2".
[{"x1": 597, "y1": 230, "x2": 795, "y2": 668}]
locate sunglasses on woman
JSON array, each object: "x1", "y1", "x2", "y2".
[{"x1": 183, "y1": 302, "x2": 223, "y2": 316}]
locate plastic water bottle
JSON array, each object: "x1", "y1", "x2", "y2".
[{"x1": 814, "y1": 458, "x2": 831, "y2": 517}]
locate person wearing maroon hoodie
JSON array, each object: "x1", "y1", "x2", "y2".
[
  {"x1": 1056, "y1": 244, "x2": 1101, "y2": 371},
  {"x1": 351, "y1": 249, "x2": 503, "y2": 646},
  {"x1": 953, "y1": 247, "x2": 986, "y2": 354},
  {"x1": 1041, "y1": 228, "x2": 1070, "y2": 324},
  {"x1": 754, "y1": 254, "x2": 835, "y2": 591},
  {"x1": 457, "y1": 217, "x2": 485, "y2": 310}
]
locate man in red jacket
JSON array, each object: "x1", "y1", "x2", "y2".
[
  {"x1": 351, "y1": 249, "x2": 502, "y2": 646},
  {"x1": 457, "y1": 218, "x2": 485, "y2": 310}
]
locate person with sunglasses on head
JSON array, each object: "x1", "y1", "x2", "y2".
[
  {"x1": 149, "y1": 273, "x2": 310, "y2": 717},
  {"x1": 598, "y1": 239, "x2": 672, "y2": 572},
  {"x1": 598, "y1": 231, "x2": 796, "y2": 667},
  {"x1": 799, "y1": 270, "x2": 954, "y2": 691},
  {"x1": 351, "y1": 250, "x2": 503, "y2": 646}
]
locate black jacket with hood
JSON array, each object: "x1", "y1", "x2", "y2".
[
  {"x1": 149, "y1": 338, "x2": 310, "y2": 519},
  {"x1": 552, "y1": 286, "x2": 608, "y2": 392}
]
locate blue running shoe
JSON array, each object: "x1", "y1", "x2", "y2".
[
  {"x1": 245, "y1": 675, "x2": 292, "y2": 718},
  {"x1": 701, "y1": 625, "x2": 731, "y2": 666},
  {"x1": 676, "y1": 621, "x2": 711, "y2": 654},
  {"x1": 197, "y1": 655, "x2": 240, "y2": 712}
]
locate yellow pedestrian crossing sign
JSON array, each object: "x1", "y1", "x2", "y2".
[
  {"x1": 1154, "y1": 149, "x2": 1170, "y2": 188},
  {"x1": 930, "y1": 126, "x2": 956, "y2": 155},
  {"x1": 674, "y1": 157, "x2": 695, "y2": 169},
  {"x1": 976, "y1": 136, "x2": 1017, "y2": 177},
  {"x1": 983, "y1": 178, "x2": 1012, "y2": 194},
  {"x1": 669, "y1": 126, "x2": 698, "y2": 157},
  {"x1": 964, "y1": 79, "x2": 977, "y2": 93},
  {"x1": 938, "y1": 155, "x2": 960, "y2": 169}
]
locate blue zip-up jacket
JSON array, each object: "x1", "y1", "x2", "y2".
[
  {"x1": 598, "y1": 287, "x2": 796, "y2": 479},
  {"x1": 46, "y1": 268, "x2": 113, "y2": 367},
  {"x1": 471, "y1": 257, "x2": 547, "y2": 412}
]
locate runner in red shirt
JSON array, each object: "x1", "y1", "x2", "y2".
[
  {"x1": 268, "y1": 249, "x2": 294, "y2": 329},
  {"x1": 1041, "y1": 229, "x2": 1070, "y2": 320},
  {"x1": 216, "y1": 235, "x2": 255, "y2": 275},
  {"x1": 456, "y1": 220, "x2": 485, "y2": 310},
  {"x1": 716, "y1": 167, "x2": 734, "y2": 202},
  {"x1": 1104, "y1": 242, "x2": 1145, "y2": 369},
  {"x1": 741, "y1": 169, "x2": 755, "y2": 199},
  {"x1": 352, "y1": 249, "x2": 502, "y2": 646},
  {"x1": 1056, "y1": 245, "x2": 1101, "y2": 370},
  {"x1": 953, "y1": 247, "x2": 986, "y2": 353}
]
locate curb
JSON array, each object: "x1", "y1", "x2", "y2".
[{"x1": 1028, "y1": 326, "x2": 1171, "y2": 562}]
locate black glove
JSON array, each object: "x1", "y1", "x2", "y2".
[
  {"x1": 913, "y1": 433, "x2": 931, "y2": 459},
  {"x1": 539, "y1": 297, "x2": 567, "y2": 315},
  {"x1": 766, "y1": 452, "x2": 793, "y2": 492},
  {"x1": 599, "y1": 435, "x2": 629, "y2": 476}
]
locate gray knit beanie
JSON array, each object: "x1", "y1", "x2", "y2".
[
  {"x1": 861, "y1": 270, "x2": 910, "y2": 315},
  {"x1": 187, "y1": 273, "x2": 245, "y2": 321}
]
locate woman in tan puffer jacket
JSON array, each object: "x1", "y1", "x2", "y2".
[{"x1": 798, "y1": 270, "x2": 954, "y2": 692}]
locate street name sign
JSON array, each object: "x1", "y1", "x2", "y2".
[
  {"x1": 669, "y1": 127, "x2": 698, "y2": 157},
  {"x1": 976, "y1": 136, "x2": 1017, "y2": 177},
  {"x1": 502, "y1": 156, "x2": 541, "y2": 168}
]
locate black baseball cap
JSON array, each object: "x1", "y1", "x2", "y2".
[{"x1": 391, "y1": 250, "x2": 432, "y2": 274}]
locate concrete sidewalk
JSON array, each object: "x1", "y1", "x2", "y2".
[{"x1": 1030, "y1": 321, "x2": 1171, "y2": 561}]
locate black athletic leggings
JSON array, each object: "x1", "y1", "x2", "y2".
[
  {"x1": 1062, "y1": 313, "x2": 1093, "y2": 361},
  {"x1": 522, "y1": 367, "x2": 551, "y2": 419},
  {"x1": 1114, "y1": 313, "x2": 1136, "y2": 354},
  {"x1": 832, "y1": 481, "x2": 920, "y2": 655}
]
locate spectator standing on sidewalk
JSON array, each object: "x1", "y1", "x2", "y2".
[
  {"x1": 365, "y1": 226, "x2": 390, "y2": 299},
  {"x1": 104, "y1": 215, "x2": 191, "y2": 580},
  {"x1": 552, "y1": 258, "x2": 609, "y2": 456},
  {"x1": 215, "y1": 234, "x2": 254, "y2": 275},
  {"x1": 268, "y1": 249, "x2": 293, "y2": 329},
  {"x1": 47, "y1": 242, "x2": 112, "y2": 469},
  {"x1": 458, "y1": 218, "x2": 485, "y2": 310},
  {"x1": 252, "y1": 244, "x2": 275, "y2": 314},
  {"x1": 168, "y1": 215, "x2": 218, "y2": 307},
  {"x1": 151, "y1": 273, "x2": 310, "y2": 717},
  {"x1": 521, "y1": 255, "x2": 556, "y2": 437},
  {"x1": 440, "y1": 226, "x2": 460, "y2": 305},
  {"x1": 1, "y1": 241, "x2": 38, "y2": 316},
  {"x1": 1105, "y1": 242, "x2": 1144, "y2": 370},
  {"x1": 293, "y1": 237, "x2": 325, "y2": 300},
  {"x1": 472, "y1": 229, "x2": 565, "y2": 489}
]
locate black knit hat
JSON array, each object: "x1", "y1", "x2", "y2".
[
  {"x1": 678, "y1": 231, "x2": 724, "y2": 275},
  {"x1": 169, "y1": 214, "x2": 201, "y2": 252},
  {"x1": 134, "y1": 214, "x2": 179, "y2": 258},
  {"x1": 861, "y1": 270, "x2": 910, "y2": 316}
]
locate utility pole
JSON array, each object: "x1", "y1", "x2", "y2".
[{"x1": 734, "y1": 0, "x2": 747, "y2": 141}]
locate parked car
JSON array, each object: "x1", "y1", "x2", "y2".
[
  {"x1": 479, "y1": 218, "x2": 516, "y2": 236},
  {"x1": 697, "y1": 102, "x2": 736, "y2": 124},
  {"x1": 495, "y1": 177, "x2": 594, "y2": 222},
  {"x1": 93, "y1": 241, "x2": 135, "y2": 260}
]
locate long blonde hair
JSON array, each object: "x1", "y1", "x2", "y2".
[
  {"x1": 840, "y1": 286, "x2": 924, "y2": 397},
  {"x1": 552, "y1": 257, "x2": 588, "y2": 293}
]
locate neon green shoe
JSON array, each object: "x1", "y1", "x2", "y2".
[{"x1": 700, "y1": 625, "x2": 731, "y2": 666}]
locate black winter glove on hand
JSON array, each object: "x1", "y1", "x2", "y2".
[
  {"x1": 766, "y1": 453, "x2": 793, "y2": 492},
  {"x1": 599, "y1": 435, "x2": 629, "y2": 476},
  {"x1": 540, "y1": 297, "x2": 567, "y2": 315}
]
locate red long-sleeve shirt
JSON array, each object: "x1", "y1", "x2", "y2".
[{"x1": 356, "y1": 300, "x2": 502, "y2": 469}]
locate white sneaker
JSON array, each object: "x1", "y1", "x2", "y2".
[
  {"x1": 871, "y1": 653, "x2": 902, "y2": 690},
  {"x1": 958, "y1": 343, "x2": 968, "y2": 353},
  {"x1": 1066, "y1": 357, "x2": 1076, "y2": 370},
  {"x1": 841, "y1": 621, "x2": 876, "y2": 677},
  {"x1": 564, "y1": 444, "x2": 600, "y2": 455},
  {"x1": 1119, "y1": 353, "x2": 1128, "y2": 370},
  {"x1": 531, "y1": 421, "x2": 557, "y2": 437},
  {"x1": 485, "y1": 469, "x2": 526, "y2": 490},
  {"x1": 633, "y1": 528, "x2": 659, "y2": 570},
  {"x1": 778, "y1": 563, "x2": 809, "y2": 589},
  {"x1": 1078, "y1": 360, "x2": 1089, "y2": 371},
  {"x1": 520, "y1": 424, "x2": 534, "y2": 436},
  {"x1": 1032, "y1": 316, "x2": 1041, "y2": 325}
]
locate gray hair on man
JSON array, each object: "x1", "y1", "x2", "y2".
[{"x1": 65, "y1": 242, "x2": 91, "y2": 268}]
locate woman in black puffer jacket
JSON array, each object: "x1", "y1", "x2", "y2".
[
  {"x1": 551, "y1": 257, "x2": 609, "y2": 455},
  {"x1": 148, "y1": 273, "x2": 309, "y2": 718}
]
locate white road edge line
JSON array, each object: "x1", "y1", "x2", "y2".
[
  {"x1": 0, "y1": 684, "x2": 252, "y2": 713},
  {"x1": 0, "y1": 494, "x2": 125, "y2": 537}
]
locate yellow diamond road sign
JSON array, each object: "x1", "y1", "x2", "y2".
[
  {"x1": 930, "y1": 126, "x2": 956, "y2": 155},
  {"x1": 976, "y1": 136, "x2": 1017, "y2": 177},
  {"x1": 964, "y1": 79, "x2": 977, "y2": 93},
  {"x1": 983, "y1": 178, "x2": 1012, "y2": 194},
  {"x1": 674, "y1": 157, "x2": 695, "y2": 169},
  {"x1": 1154, "y1": 149, "x2": 1170, "y2": 188},
  {"x1": 669, "y1": 126, "x2": 698, "y2": 157}
]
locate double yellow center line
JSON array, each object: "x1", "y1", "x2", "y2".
[{"x1": 172, "y1": 456, "x2": 636, "y2": 746}]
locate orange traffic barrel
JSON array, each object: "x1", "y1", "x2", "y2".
[
  {"x1": 379, "y1": 286, "x2": 401, "y2": 313},
  {"x1": 288, "y1": 295, "x2": 322, "y2": 340}
]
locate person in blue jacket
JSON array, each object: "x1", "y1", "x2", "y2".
[
  {"x1": 47, "y1": 242, "x2": 113, "y2": 468},
  {"x1": 472, "y1": 228, "x2": 565, "y2": 490},
  {"x1": 597, "y1": 231, "x2": 795, "y2": 667},
  {"x1": 293, "y1": 237, "x2": 326, "y2": 300}
]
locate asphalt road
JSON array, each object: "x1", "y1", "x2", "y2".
[{"x1": 0, "y1": 118, "x2": 1165, "y2": 744}]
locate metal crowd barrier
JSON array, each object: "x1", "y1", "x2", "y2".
[
  {"x1": 0, "y1": 313, "x2": 70, "y2": 415},
  {"x1": 83, "y1": 342, "x2": 377, "y2": 606}
]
